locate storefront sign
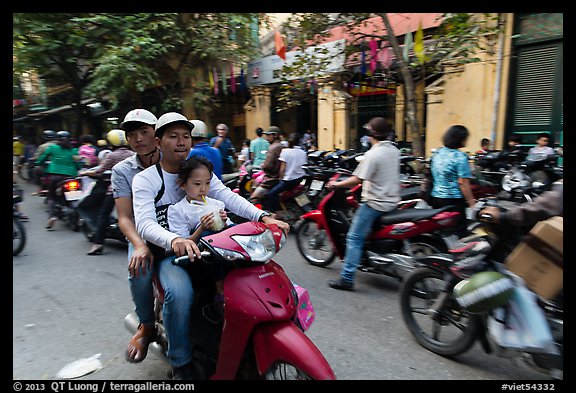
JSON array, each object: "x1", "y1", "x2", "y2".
[{"x1": 247, "y1": 39, "x2": 346, "y2": 86}]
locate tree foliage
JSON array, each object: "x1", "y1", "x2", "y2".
[
  {"x1": 14, "y1": 13, "x2": 267, "y2": 125},
  {"x1": 278, "y1": 13, "x2": 500, "y2": 156}
]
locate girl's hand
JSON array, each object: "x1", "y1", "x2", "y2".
[{"x1": 199, "y1": 211, "x2": 214, "y2": 230}]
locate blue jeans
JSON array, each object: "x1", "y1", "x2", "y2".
[
  {"x1": 157, "y1": 254, "x2": 195, "y2": 367},
  {"x1": 127, "y1": 242, "x2": 155, "y2": 327},
  {"x1": 264, "y1": 177, "x2": 304, "y2": 212},
  {"x1": 127, "y1": 243, "x2": 195, "y2": 367},
  {"x1": 340, "y1": 203, "x2": 387, "y2": 284}
]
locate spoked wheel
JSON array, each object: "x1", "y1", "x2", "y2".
[
  {"x1": 399, "y1": 267, "x2": 479, "y2": 356},
  {"x1": 18, "y1": 163, "x2": 33, "y2": 182},
  {"x1": 13, "y1": 217, "x2": 26, "y2": 256},
  {"x1": 410, "y1": 236, "x2": 448, "y2": 257},
  {"x1": 264, "y1": 362, "x2": 313, "y2": 380},
  {"x1": 295, "y1": 219, "x2": 336, "y2": 267}
]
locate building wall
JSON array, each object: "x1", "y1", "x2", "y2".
[{"x1": 424, "y1": 14, "x2": 512, "y2": 156}]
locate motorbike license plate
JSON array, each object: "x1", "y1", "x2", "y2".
[
  {"x1": 64, "y1": 190, "x2": 83, "y2": 201},
  {"x1": 295, "y1": 193, "x2": 311, "y2": 207},
  {"x1": 310, "y1": 179, "x2": 324, "y2": 191}
]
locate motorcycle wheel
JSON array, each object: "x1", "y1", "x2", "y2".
[
  {"x1": 13, "y1": 217, "x2": 26, "y2": 256},
  {"x1": 399, "y1": 267, "x2": 479, "y2": 357},
  {"x1": 264, "y1": 362, "x2": 313, "y2": 380},
  {"x1": 295, "y1": 219, "x2": 336, "y2": 267},
  {"x1": 18, "y1": 163, "x2": 33, "y2": 182}
]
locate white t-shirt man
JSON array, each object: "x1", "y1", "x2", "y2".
[
  {"x1": 279, "y1": 146, "x2": 308, "y2": 181},
  {"x1": 132, "y1": 165, "x2": 263, "y2": 252},
  {"x1": 353, "y1": 140, "x2": 400, "y2": 212}
]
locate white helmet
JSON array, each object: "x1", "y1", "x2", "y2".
[
  {"x1": 155, "y1": 112, "x2": 194, "y2": 138},
  {"x1": 189, "y1": 119, "x2": 208, "y2": 138},
  {"x1": 107, "y1": 129, "x2": 128, "y2": 147},
  {"x1": 120, "y1": 109, "x2": 157, "y2": 130}
]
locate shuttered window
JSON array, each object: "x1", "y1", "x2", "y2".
[{"x1": 513, "y1": 46, "x2": 557, "y2": 127}]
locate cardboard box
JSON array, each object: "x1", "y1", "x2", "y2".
[{"x1": 505, "y1": 216, "x2": 563, "y2": 299}]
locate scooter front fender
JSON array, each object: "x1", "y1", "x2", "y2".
[
  {"x1": 299, "y1": 209, "x2": 324, "y2": 228},
  {"x1": 252, "y1": 320, "x2": 336, "y2": 380}
]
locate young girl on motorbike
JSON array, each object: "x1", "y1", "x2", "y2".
[{"x1": 167, "y1": 156, "x2": 235, "y2": 302}]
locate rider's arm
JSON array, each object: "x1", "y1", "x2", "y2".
[
  {"x1": 115, "y1": 197, "x2": 148, "y2": 248},
  {"x1": 35, "y1": 144, "x2": 53, "y2": 165},
  {"x1": 328, "y1": 175, "x2": 362, "y2": 189},
  {"x1": 208, "y1": 173, "x2": 262, "y2": 221},
  {"x1": 132, "y1": 170, "x2": 179, "y2": 251},
  {"x1": 278, "y1": 161, "x2": 286, "y2": 181}
]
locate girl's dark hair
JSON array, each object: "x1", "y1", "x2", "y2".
[
  {"x1": 178, "y1": 156, "x2": 214, "y2": 184},
  {"x1": 81, "y1": 134, "x2": 95, "y2": 144},
  {"x1": 442, "y1": 125, "x2": 469, "y2": 149}
]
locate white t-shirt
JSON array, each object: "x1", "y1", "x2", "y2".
[
  {"x1": 279, "y1": 147, "x2": 308, "y2": 181},
  {"x1": 167, "y1": 196, "x2": 233, "y2": 238},
  {"x1": 132, "y1": 164, "x2": 263, "y2": 251}
]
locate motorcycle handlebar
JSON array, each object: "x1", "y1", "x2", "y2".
[{"x1": 172, "y1": 251, "x2": 211, "y2": 266}]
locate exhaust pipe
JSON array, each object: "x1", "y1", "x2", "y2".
[{"x1": 124, "y1": 312, "x2": 166, "y2": 359}]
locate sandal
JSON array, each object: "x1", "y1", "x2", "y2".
[
  {"x1": 125, "y1": 323, "x2": 156, "y2": 363},
  {"x1": 87, "y1": 244, "x2": 104, "y2": 255}
]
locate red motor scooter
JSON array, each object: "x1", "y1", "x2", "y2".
[
  {"x1": 296, "y1": 184, "x2": 460, "y2": 282},
  {"x1": 124, "y1": 222, "x2": 335, "y2": 380}
]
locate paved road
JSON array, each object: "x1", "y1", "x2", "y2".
[{"x1": 13, "y1": 180, "x2": 551, "y2": 382}]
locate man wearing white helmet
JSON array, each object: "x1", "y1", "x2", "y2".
[
  {"x1": 187, "y1": 119, "x2": 223, "y2": 180},
  {"x1": 110, "y1": 108, "x2": 161, "y2": 365},
  {"x1": 131, "y1": 111, "x2": 289, "y2": 380},
  {"x1": 84, "y1": 129, "x2": 135, "y2": 256}
]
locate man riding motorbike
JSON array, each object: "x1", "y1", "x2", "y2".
[
  {"x1": 131, "y1": 112, "x2": 289, "y2": 380},
  {"x1": 325, "y1": 117, "x2": 401, "y2": 291}
]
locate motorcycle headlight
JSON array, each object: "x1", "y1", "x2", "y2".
[{"x1": 231, "y1": 229, "x2": 277, "y2": 262}]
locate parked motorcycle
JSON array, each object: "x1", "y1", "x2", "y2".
[
  {"x1": 399, "y1": 199, "x2": 562, "y2": 379},
  {"x1": 13, "y1": 188, "x2": 26, "y2": 256},
  {"x1": 296, "y1": 185, "x2": 459, "y2": 282},
  {"x1": 233, "y1": 159, "x2": 262, "y2": 199},
  {"x1": 124, "y1": 222, "x2": 336, "y2": 380},
  {"x1": 499, "y1": 152, "x2": 562, "y2": 203}
]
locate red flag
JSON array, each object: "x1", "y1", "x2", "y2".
[{"x1": 275, "y1": 30, "x2": 286, "y2": 60}]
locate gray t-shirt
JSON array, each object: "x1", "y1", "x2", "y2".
[
  {"x1": 353, "y1": 140, "x2": 401, "y2": 212},
  {"x1": 111, "y1": 154, "x2": 146, "y2": 199}
]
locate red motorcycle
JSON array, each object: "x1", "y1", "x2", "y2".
[
  {"x1": 296, "y1": 185, "x2": 460, "y2": 282},
  {"x1": 232, "y1": 163, "x2": 314, "y2": 229},
  {"x1": 124, "y1": 222, "x2": 335, "y2": 380}
]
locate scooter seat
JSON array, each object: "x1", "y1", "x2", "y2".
[{"x1": 377, "y1": 205, "x2": 454, "y2": 225}]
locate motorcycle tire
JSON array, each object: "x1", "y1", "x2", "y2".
[
  {"x1": 399, "y1": 267, "x2": 479, "y2": 357},
  {"x1": 295, "y1": 219, "x2": 336, "y2": 267},
  {"x1": 18, "y1": 163, "x2": 33, "y2": 182},
  {"x1": 13, "y1": 217, "x2": 26, "y2": 256},
  {"x1": 264, "y1": 362, "x2": 313, "y2": 380}
]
